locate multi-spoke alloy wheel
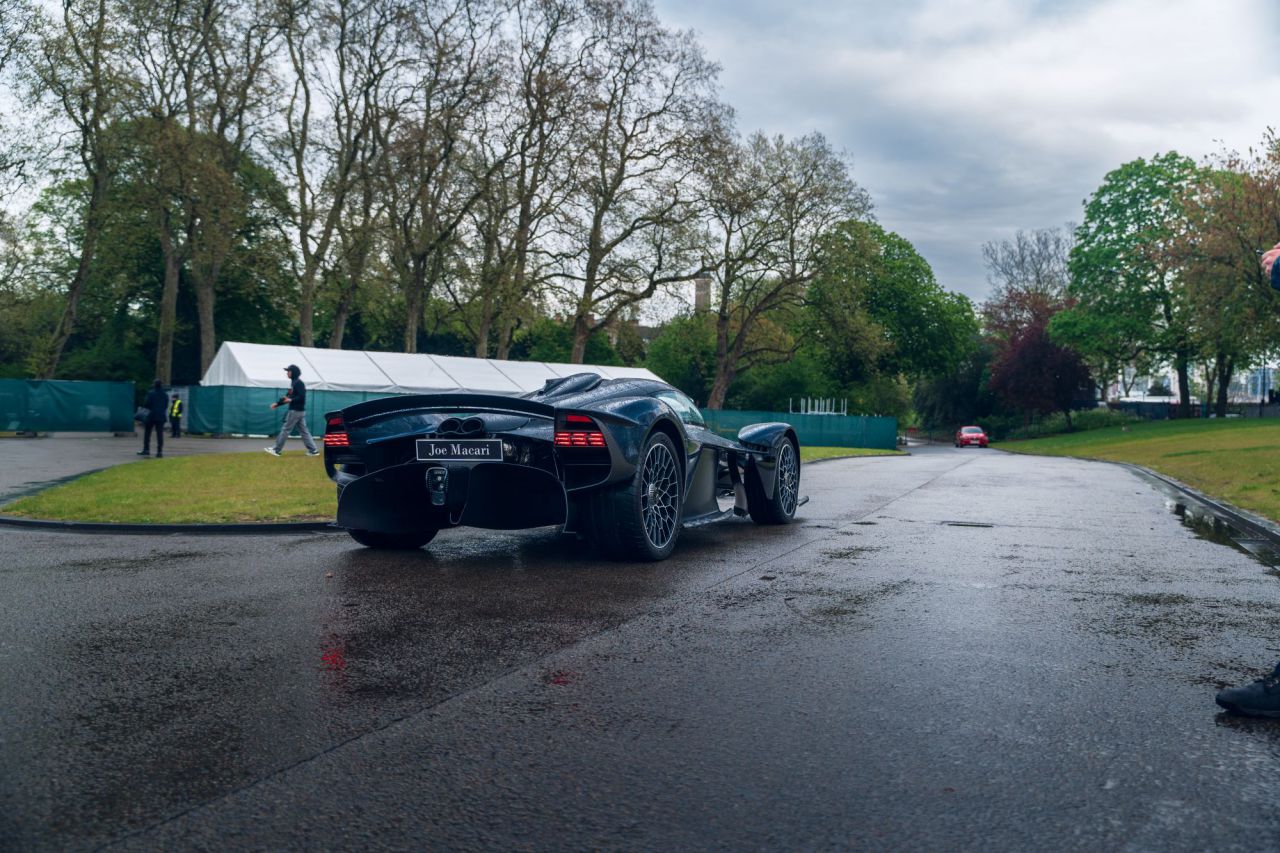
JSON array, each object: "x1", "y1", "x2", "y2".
[
  {"x1": 589, "y1": 430, "x2": 683, "y2": 561},
  {"x1": 775, "y1": 440, "x2": 798, "y2": 517},
  {"x1": 746, "y1": 436, "x2": 801, "y2": 525},
  {"x1": 641, "y1": 440, "x2": 680, "y2": 549}
]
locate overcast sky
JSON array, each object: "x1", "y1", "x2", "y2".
[{"x1": 653, "y1": 0, "x2": 1280, "y2": 305}]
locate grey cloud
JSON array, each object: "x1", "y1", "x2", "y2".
[{"x1": 655, "y1": 0, "x2": 1280, "y2": 302}]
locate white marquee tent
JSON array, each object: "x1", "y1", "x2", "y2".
[{"x1": 201, "y1": 341, "x2": 662, "y2": 395}]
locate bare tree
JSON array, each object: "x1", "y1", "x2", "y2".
[
  {"x1": 373, "y1": 0, "x2": 506, "y2": 353},
  {"x1": 325, "y1": 129, "x2": 383, "y2": 348},
  {"x1": 981, "y1": 227, "x2": 1073, "y2": 298},
  {"x1": 700, "y1": 131, "x2": 869, "y2": 408},
  {"x1": 0, "y1": 0, "x2": 21, "y2": 69},
  {"x1": 277, "y1": 0, "x2": 399, "y2": 348},
  {"x1": 122, "y1": 0, "x2": 283, "y2": 379},
  {"x1": 554, "y1": 0, "x2": 720, "y2": 363},
  {"x1": 0, "y1": 0, "x2": 34, "y2": 182},
  {"x1": 21, "y1": 0, "x2": 125, "y2": 377},
  {"x1": 443, "y1": 0, "x2": 585, "y2": 358}
]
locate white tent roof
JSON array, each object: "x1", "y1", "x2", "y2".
[{"x1": 200, "y1": 341, "x2": 663, "y2": 395}]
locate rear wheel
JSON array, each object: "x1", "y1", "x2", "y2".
[
  {"x1": 746, "y1": 437, "x2": 800, "y2": 525},
  {"x1": 348, "y1": 527, "x2": 438, "y2": 550},
  {"x1": 590, "y1": 431, "x2": 682, "y2": 561}
]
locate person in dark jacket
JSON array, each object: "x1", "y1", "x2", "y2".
[
  {"x1": 169, "y1": 394, "x2": 183, "y2": 438},
  {"x1": 265, "y1": 364, "x2": 318, "y2": 457},
  {"x1": 138, "y1": 379, "x2": 169, "y2": 458}
]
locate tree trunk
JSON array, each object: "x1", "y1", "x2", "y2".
[
  {"x1": 154, "y1": 216, "x2": 182, "y2": 384},
  {"x1": 474, "y1": 314, "x2": 492, "y2": 358},
  {"x1": 705, "y1": 368, "x2": 735, "y2": 410},
  {"x1": 1175, "y1": 351, "x2": 1192, "y2": 419},
  {"x1": 191, "y1": 267, "x2": 219, "y2": 376},
  {"x1": 298, "y1": 273, "x2": 316, "y2": 347},
  {"x1": 39, "y1": 169, "x2": 110, "y2": 379},
  {"x1": 329, "y1": 295, "x2": 351, "y2": 349},
  {"x1": 705, "y1": 311, "x2": 735, "y2": 410},
  {"x1": 403, "y1": 256, "x2": 426, "y2": 353},
  {"x1": 495, "y1": 318, "x2": 515, "y2": 360},
  {"x1": 1214, "y1": 354, "x2": 1232, "y2": 419},
  {"x1": 328, "y1": 274, "x2": 358, "y2": 350},
  {"x1": 570, "y1": 314, "x2": 590, "y2": 364}
]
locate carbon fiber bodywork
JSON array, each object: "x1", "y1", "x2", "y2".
[{"x1": 323, "y1": 374, "x2": 802, "y2": 552}]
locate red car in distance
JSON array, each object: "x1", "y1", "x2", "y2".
[{"x1": 954, "y1": 426, "x2": 989, "y2": 448}]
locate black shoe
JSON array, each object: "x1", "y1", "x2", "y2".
[
  {"x1": 156, "y1": 452, "x2": 163, "y2": 458},
  {"x1": 137, "y1": 451, "x2": 150, "y2": 456},
  {"x1": 1216, "y1": 663, "x2": 1280, "y2": 717}
]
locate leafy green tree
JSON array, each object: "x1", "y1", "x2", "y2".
[
  {"x1": 912, "y1": 335, "x2": 999, "y2": 430},
  {"x1": 12, "y1": 159, "x2": 295, "y2": 386},
  {"x1": 697, "y1": 131, "x2": 870, "y2": 408},
  {"x1": 1059, "y1": 152, "x2": 1200, "y2": 416},
  {"x1": 1173, "y1": 140, "x2": 1280, "y2": 416},
  {"x1": 508, "y1": 317, "x2": 619, "y2": 365},
  {"x1": 19, "y1": 0, "x2": 128, "y2": 377},
  {"x1": 808, "y1": 221, "x2": 976, "y2": 384},
  {"x1": 644, "y1": 314, "x2": 717, "y2": 403}
]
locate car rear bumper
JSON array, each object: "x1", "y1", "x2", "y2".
[{"x1": 336, "y1": 460, "x2": 568, "y2": 534}]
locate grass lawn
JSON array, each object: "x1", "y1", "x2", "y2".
[
  {"x1": 801, "y1": 446, "x2": 904, "y2": 462},
  {"x1": 0, "y1": 443, "x2": 904, "y2": 523},
  {"x1": 1000, "y1": 418, "x2": 1280, "y2": 522},
  {"x1": 1, "y1": 452, "x2": 337, "y2": 524}
]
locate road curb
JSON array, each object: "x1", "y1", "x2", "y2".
[
  {"x1": 1114, "y1": 460, "x2": 1280, "y2": 547},
  {"x1": 0, "y1": 515, "x2": 342, "y2": 535},
  {"x1": 805, "y1": 451, "x2": 908, "y2": 465}
]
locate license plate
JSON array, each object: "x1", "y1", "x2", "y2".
[{"x1": 416, "y1": 439, "x2": 503, "y2": 461}]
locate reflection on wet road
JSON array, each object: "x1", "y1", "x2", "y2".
[{"x1": 4, "y1": 446, "x2": 1280, "y2": 850}]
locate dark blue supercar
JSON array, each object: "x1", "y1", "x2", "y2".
[{"x1": 322, "y1": 372, "x2": 806, "y2": 561}]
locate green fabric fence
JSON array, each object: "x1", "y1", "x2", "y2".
[
  {"x1": 0, "y1": 379, "x2": 135, "y2": 432},
  {"x1": 188, "y1": 386, "x2": 389, "y2": 437},
  {"x1": 700, "y1": 409, "x2": 898, "y2": 450},
  {"x1": 187, "y1": 386, "x2": 898, "y2": 450}
]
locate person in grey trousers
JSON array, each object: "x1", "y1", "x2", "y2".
[{"x1": 264, "y1": 364, "x2": 319, "y2": 457}]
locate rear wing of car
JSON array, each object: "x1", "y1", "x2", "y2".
[{"x1": 333, "y1": 393, "x2": 557, "y2": 426}]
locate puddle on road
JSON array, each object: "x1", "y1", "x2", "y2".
[{"x1": 1167, "y1": 500, "x2": 1280, "y2": 571}]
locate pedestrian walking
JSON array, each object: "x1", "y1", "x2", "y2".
[
  {"x1": 265, "y1": 364, "x2": 319, "y2": 457},
  {"x1": 169, "y1": 393, "x2": 183, "y2": 438},
  {"x1": 137, "y1": 379, "x2": 169, "y2": 458}
]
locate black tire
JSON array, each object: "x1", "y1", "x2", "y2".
[
  {"x1": 589, "y1": 431, "x2": 682, "y2": 561},
  {"x1": 746, "y1": 437, "x2": 800, "y2": 525},
  {"x1": 348, "y1": 527, "x2": 438, "y2": 550}
]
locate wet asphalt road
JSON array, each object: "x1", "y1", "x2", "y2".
[{"x1": 4, "y1": 445, "x2": 1280, "y2": 851}]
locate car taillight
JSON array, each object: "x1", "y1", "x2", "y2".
[
  {"x1": 555, "y1": 414, "x2": 606, "y2": 448},
  {"x1": 324, "y1": 415, "x2": 350, "y2": 448}
]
